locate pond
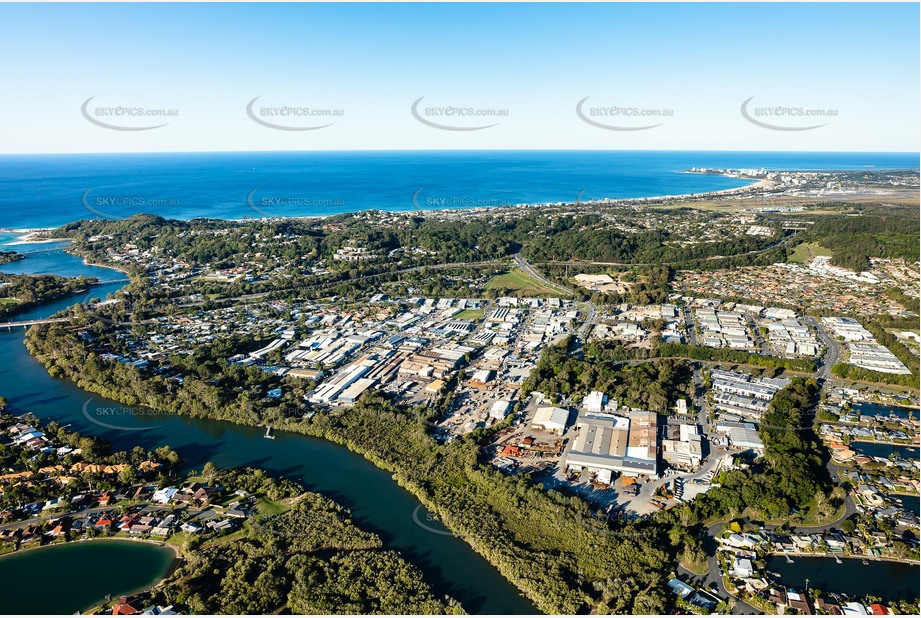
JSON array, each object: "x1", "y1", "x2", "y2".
[{"x1": 0, "y1": 540, "x2": 175, "y2": 614}]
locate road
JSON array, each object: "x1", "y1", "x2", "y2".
[
  {"x1": 512, "y1": 252, "x2": 575, "y2": 295},
  {"x1": 683, "y1": 306, "x2": 699, "y2": 346},
  {"x1": 804, "y1": 316, "x2": 841, "y2": 381},
  {"x1": 699, "y1": 523, "x2": 763, "y2": 615},
  {"x1": 578, "y1": 300, "x2": 597, "y2": 339}
]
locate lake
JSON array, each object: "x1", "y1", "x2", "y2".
[{"x1": 0, "y1": 541, "x2": 175, "y2": 614}]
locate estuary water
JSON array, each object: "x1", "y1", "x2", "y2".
[{"x1": 0, "y1": 249, "x2": 537, "y2": 614}]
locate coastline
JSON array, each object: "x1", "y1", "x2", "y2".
[
  {"x1": 0, "y1": 173, "x2": 772, "y2": 231},
  {"x1": 6, "y1": 236, "x2": 72, "y2": 246},
  {"x1": 7, "y1": 168, "x2": 915, "y2": 613}
]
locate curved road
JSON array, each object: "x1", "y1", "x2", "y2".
[{"x1": 512, "y1": 252, "x2": 575, "y2": 295}]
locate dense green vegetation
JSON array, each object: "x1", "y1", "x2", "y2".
[
  {"x1": 26, "y1": 323, "x2": 307, "y2": 428},
  {"x1": 0, "y1": 250, "x2": 23, "y2": 265},
  {"x1": 831, "y1": 363, "x2": 919, "y2": 388},
  {"x1": 517, "y1": 335, "x2": 816, "y2": 412},
  {"x1": 544, "y1": 264, "x2": 673, "y2": 305},
  {"x1": 885, "y1": 287, "x2": 921, "y2": 315},
  {"x1": 522, "y1": 217, "x2": 781, "y2": 265},
  {"x1": 51, "y1": 212, "x2": 795, "y2": 305},
  {"x1": 0, "y1": 273, "x2": 98, "y2": 319},
  {"x1": 521, "y1": 336, "x2": 693, "y2": 410},
  {"x1": 656, "y1": 342, "x2": 817, "y2": 373},
  {"x1": 130, "y1": 467, "x2": 456, "y2": 615},
  {"x1": 660, "y1": 378, "x2": 836, "y2": 525},
  {"x1": 798, "y1": 204, "x2": 919, "y2": 272}
]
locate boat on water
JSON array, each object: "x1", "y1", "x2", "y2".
[
  {"x1": 786, "y1": 555, "x2": 794, "y2": 563},
  {"x1": 264, "y1": 425, "x2": 275, "y2": 440},
  {"x1": 862, "y1": 559, "x2": 869, "y2": 565},
  {"x1": 835, "y1": 556, "x2": 843, "y2": 564}
]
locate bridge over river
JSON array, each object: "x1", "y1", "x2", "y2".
[{"x1": 0, "y1": 316, "x2": 72, "y2": 330}]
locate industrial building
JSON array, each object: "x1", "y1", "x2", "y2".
[
  {"x1": 716, "y1": 421, "x2": 765, "y2": 451},
  {"x1": 531, "y1": 407, "x2": 570, "y2": 434},
  {"x1": 581, "y1": 390, "x2": 608, "y2": 413},
  {"x1": 662, "y1": 422, "x2": 703, "y2": 468},
  {"x1": 710, "y1": 369, "x2": 790, "y2": 417},
  {"x1": 565, "y1": 410, "x2": 659, "y2": 476}
]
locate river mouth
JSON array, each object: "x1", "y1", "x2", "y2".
[
  {"x1": 0, "y1": 247, "x2": 537, "y2": 615},
  {"x1": 0, "y1": 540, "x2": 176, "y2": 615}
]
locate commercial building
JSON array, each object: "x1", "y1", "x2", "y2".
[
  {"x1": 565, "y1": 410, "x2": 658, "y2": 476},
  {"x1": 338, "y1": 378, "x2": 377, "y2": 405},
  {"x1": 716, "y1": 421, "x2": 765, "y2": 451},
  {"x1": 711, "y1": 369, "x2": 790, "y2": 417},
  {"x1": 821, "y1": 317, "x2": 874, "y2": 341},
  {"x1": 822, "y1": 317, "x2": 910, "y2": 374}
]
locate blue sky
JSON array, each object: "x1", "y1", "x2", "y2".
[{"x1": 0, "y1": 2, "x2": 918, "y2": 153}]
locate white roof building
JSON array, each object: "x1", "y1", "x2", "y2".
[
  {"x1": 489, "y1": 399, "x2": 512, "y2": 420},
  {"x1": 532, "y1": 407, "x2": 570, "y2": 433},
  {"x1": 582, "y1": 390, "x2": 608, "y2": 413}
]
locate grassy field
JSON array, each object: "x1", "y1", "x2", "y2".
[
  {"x1": 256, "y1": 494, "x2": 295, "y2": 517},
  {"x1": 486, "y1": 268, "x2": 570, "y2": 297},
  {"x1": 788, "y1": 242, "x2": 833, "y2": 264},
  {"x1": 453, "y1": 309, "x2": 484, "y2": 321}
]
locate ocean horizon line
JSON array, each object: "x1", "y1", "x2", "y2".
[
  {"x1": 1, "y1": 150, "x2": 915, "y2": 230},
  {"x1": 1, "y1": 148, "x2": 919, "y2": 158}
]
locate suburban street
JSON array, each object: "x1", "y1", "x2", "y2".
[{"x1": 806, "y1": 316, "x2": 842, "y2": 381}]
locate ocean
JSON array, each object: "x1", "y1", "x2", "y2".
[{"x1": 0, "y1": 150, "x2": 917, "y2": 231}]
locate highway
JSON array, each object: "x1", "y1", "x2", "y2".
[{"x1": 512, "y1": 252, "x2": 575, "y2": 296}]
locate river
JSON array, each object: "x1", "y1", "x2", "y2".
[
  {"x1": 765, "y1": 555, "x2": 920, "y2": 602},
  {"x1": 0, "y1": 541, "x2": 175, "y2": 614},
  {"x1": 0, "y1": 247, "x2": 537, "y2": 614}
]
